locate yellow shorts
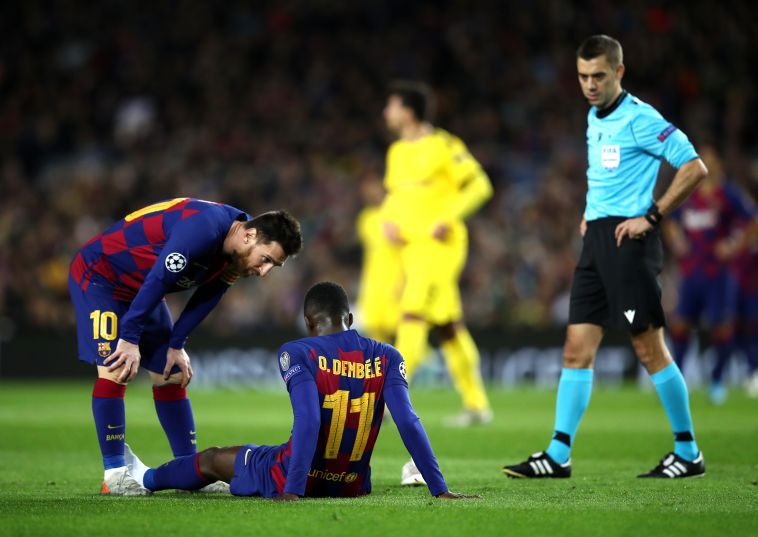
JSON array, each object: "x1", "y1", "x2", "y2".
[{"x1": 399, "y1": 234, "x2": 467, "y2": 325}]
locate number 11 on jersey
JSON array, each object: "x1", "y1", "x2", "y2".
[{"x1": 322, "y1": 389, "x2": 376, "y2": 462}]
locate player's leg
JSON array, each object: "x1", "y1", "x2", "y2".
[
  {"x1": 68, "y1": 278, "x2": 148, "y2": 494},
  {"x1": 544, "y1": 323, "x2": 603, "y2": 464},
  {"x1": 438, "y1": 320, "x2": 492, "y2": 424},
  {"x1": 142, "y1": 446, "x2": 242, "y2": 492},
  {"x1": 737, "y1": 287, "x2": 758, "y2": 397},
  {"x1": 503, "y1": 323, "x2": 602, "y2": 478},
  {"x1": 141, "y1": 302, "x2": 197, "y2": 459},
  {"x1": 504, "y1": 223, "x2": 607, "y2": 478},
  {"x1": 705, "y1": 271, "x2": 739, "y2": 403},
  {"x1": 394, "y1": 243, "x2": 434, "y2": 380},
  {"x1": 669, "y1": 274, "x2": 701, "y2": 371},
  {"x1": 632, "y1": 326, "x2": 704, "y2": 477},
  {"x1": 434, "y1": 236, "x2": 492, "y2": 423}
]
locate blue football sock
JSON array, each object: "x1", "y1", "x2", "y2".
[
  {"x1": 670, "y1": 331, "x2": 690, "y2": 369},
  {"x1": 711, "y1": 340, "x2": 733, "y2": 384},
  {"x1": 545, "y1": 368, "x2": 593, "y2": 464},
  {"x1": 651, "y1": 363, "x2": 699, "y2": 461},
  {"x1": 92, "y1": 378, "x2": 127, "y2": 470},
  {"x1": 143, "y1": 454, "x2": 207, "y2": 491},
  {"x1": 153, "y1": 384, "x2": 197, "y2": 457}
]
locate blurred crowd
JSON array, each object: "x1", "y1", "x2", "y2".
[{"x1": 0, "y1": 0, "x2": 755, "y2": 334}]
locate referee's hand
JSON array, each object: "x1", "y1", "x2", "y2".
[{"x1": 614, "y1": 216, "x2": 652, "y2": 246}]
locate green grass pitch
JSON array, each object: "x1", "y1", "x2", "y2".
[{"x1": 1, "y1": 381, "x2": 756, "y2": 536}]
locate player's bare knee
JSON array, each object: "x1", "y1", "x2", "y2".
[
  {"x1": 563, "y1": 345, "x2": 593, "y2": 368},
  {"x1": 198, "y1": 447, "x2": 222, "y2": 482},
  {"x1": 631, "y1": 334, "x2": 669, "y2": 371},
  {"x1": 562, "y1": 336, "x2": 595, "y2": 368},
  {"x1": 148, "y1": 371, "x2": 184, "y2": 385},
  {"x1": 96, "y1": 365, "x2": 127, "y2": 384}
]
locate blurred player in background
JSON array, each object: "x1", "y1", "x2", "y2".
[
  {"x1": 68, "y1": 198, "x2": 302, "y2": 495},
  {"x1": 504, "y1": 35, "x2": 708, "y2": 479},
  {"x1": 356, "y1": 177, "x2": 403, "y2": 343},
  {"x1": 663, "y1": 145, "x2": 754, "y2": 404},
  {"x1": 381, "y1": 81, "x2": 494, "y2": 434},
  {"x1": 732, "y1": 179, "x2": 758, "y2": 396},
  {"x1": 125, "y1": 282, "x2": 476, "y2": 501}
]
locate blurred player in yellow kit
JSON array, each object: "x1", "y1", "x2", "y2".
[
  {"x1": 356, "y1": 177, "x2": 404, "y2": 343},
  {"x1": 381, "y1": 81, "x2": 494, "y2": 434}
]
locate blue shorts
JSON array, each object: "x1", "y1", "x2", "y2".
[
  {"x1": 675, "y1": 271, "x2": 738, "y2": 326},
  {"x1": 229, "y1": 443, "x2": 285, "y2": 498},
  {"x1": 68, "y1": 277, "x2": 178, "y2": 375}
]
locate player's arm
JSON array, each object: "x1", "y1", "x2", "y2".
[
  {"x1": 106, "y1": 214, "x2": 221, "y2": 382},
  {"x1": 382, "y1": 346, "x2": 473, "y2": 497},
  {"x1": 615, "y1": 118, "x2": 707, "y2": 246},
  {"x1": 651, "y1": 158, "x2": 709, "y2": 218},
  {"x1": 432, "y1": 138, "x2": 493, "y2": 241},
  {"x1": 169, "y1": 268, "x2": 239, "y2": 350},
  {"x1": 715, "y1": 188, "x2": 758, "y2": 261},
  {"x1": 278, "y1": 345, "x2": 320, "y2": 499},
  {"x1": 446, "y1": 139, "x2": 493, "y2": 221},
  {"x1": 384, "y1": 382, "x2": 447, "y2": 496}
]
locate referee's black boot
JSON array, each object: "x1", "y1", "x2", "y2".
[
  {"x1": 502, "y1": 452, "x2": 571, "y2": 478},
  {"x1": 638, "y1": 452, "x2": 705, "y2": 478}
]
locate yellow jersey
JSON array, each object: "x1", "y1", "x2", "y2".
[{"x1": 382, "y1": 128, "x2": 492, "y2": 242}]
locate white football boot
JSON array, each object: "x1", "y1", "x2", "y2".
[{"x1": 400, "y1": 459, "x2": 427, "y2": 486}]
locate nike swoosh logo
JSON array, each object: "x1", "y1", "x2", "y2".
[
  {"x1": 189, "y1": 431, "x2": 196, "y2": 435},
  {"x1": 107, "y1": 424, "x2": 124, "y2": 430},
  {"x1": 244, "y1": 448, "x2": 252, "y2": 466}
]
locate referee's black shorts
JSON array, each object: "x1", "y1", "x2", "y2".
[{"x1": 568, "y1": 217, "x2": 666, "y2": 333}]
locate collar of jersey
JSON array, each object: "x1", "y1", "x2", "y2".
[{"x1": 595, "y1": 90, "x2": 628, "y2": 119}]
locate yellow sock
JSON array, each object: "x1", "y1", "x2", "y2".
[
  {"x1": 441, "y1": 327, "x2": 490, "y2": 412},
  {"x1": 394, "y1": 319, "x2": 429, "y2": 381}
]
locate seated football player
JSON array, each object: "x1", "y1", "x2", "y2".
[{"x1": 125, "y1": 282, "x2": 476, "y2": 500}]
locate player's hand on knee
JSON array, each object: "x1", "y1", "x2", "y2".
[
  {"x1": 436, "y1": 491, "x2": 481, "y2": 500},
  {"x1": 165, "y1": 347, "x2": 193, "y2": 388},
  {"x1": 273, "y1": 493, "x2": 300, "y2": 502},
  {"x1": 104, "y1": 339, "x2": 141, "y2": 383},
  {"x1": 614, "y1": 216, "x2": 652, "y2": 246}
]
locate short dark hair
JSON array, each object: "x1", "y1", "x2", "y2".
[
  {"x1": 577, "y1": 35, "x2": 623, "y2": 69},
  {"x1": 244, "y1": 210, "x2": 302, "y2": 256},
  {"x1": 388, "y1": 80, "x2": 434, "y2": 122},
  {"x1": 304, "y1": 281, "x2": 349, "y2": 319}
]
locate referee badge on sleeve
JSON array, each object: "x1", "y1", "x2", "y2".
[{"x1": 601, "y1": 145, "x2": 621, "y2": 169}]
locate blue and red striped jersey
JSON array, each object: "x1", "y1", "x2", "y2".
[
  {"x1": 69, "y1": 198, "x2": 249, "y2": 346},
  {"x1": 275, "y1": 329, "x2": 447, "y2": 498},
  {"x1": 672, "y1": 182, "x2": 752, "y2": 278}
]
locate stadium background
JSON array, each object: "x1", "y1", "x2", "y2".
[{"x1": 0, "y1": 0, "x2": 755, "y2": 384}]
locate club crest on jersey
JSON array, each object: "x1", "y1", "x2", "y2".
[
  {"x1": 279, "y1": 351, "x2": 291, "y2": 371},
  {"x1": 601, "y1": 145, "x2": 620, "y2": 169},
  {"x1": 399, "y1": 361, "x2": 407, "y2": 380},
  {"x1": 98, "y1": 342, "x2": 112, "y2": 357},
  {"x1": 165, "y1": 252, "x2": 187, "y2": 272}
]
